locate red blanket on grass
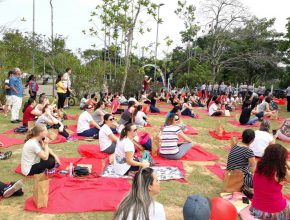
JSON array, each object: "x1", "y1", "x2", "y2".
[
  {"x1": 149, "y1": 111, "x2": 168, "y2": 116},
  {"x1": 24, "y1": 177, "x2": 130, "y2": 213},
  {"x1": 155, "y1": 145, "x2": 219, "y2": 161},
  {"x1": 208, "y1": 130, "x2": 242, "y2": 140},
  {"x1": 0, "y1": 134, "x2": 24, "y2": 148},
  {"x1": 15, "y1": 157, "x2": 104, "y2": 176},
  {"x1": 228, "y1": 120, "x2": 260, "y2": 128},
  {"x1": 205, "y1": 164, "x2": 226, "y2": 180},
  {"x1": 78, "y1": 144, "x2": 109, "y2": 159},
  {"x1": 183, "y1": 126, "x2": 198, "y2": 135},
  {"x1": 67, "y1": 124, "x2": 89, "y2": 140},
  {"x1": 198, "y1": 109, "x2": 208, "y2": 114},
  {"x1": 66, "y1": 114, "x2": 79, "y2": 120},
  {"x1": 3, "y1": 128, "x2": 26, "y2": 135}
]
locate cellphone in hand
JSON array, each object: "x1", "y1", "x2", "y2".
[{"x1": 242, "y1": 197, "x2": 249, "y2": 204}]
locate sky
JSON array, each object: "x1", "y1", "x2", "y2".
[{"x1": 0, "y1": 0, "x2": 289, "y2": 58}]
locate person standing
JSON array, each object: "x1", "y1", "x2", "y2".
[
  {"x1": 62, "y1": 67, "x2": 72, "y2": 109},
  {"x1": 55, "y1": 74, "x2": 67, "y2": 115},
  {"x1": 3, "y1": 70, "x2": 14, "y2": 117},
  {"x1": 28, "y1": 75, "x2": 39, "y2": 100},
  {"x1": 207, "y1": 83, "x2": 213, "y2": 96},
  {"x1": 286, "y1": 85, "x2": 290, "y2": 112},
  {"x1": 143, "y1": 75, "x2": 152, "y2": 92},
  {"x1": 9, "y1": 68, "x2": 23, "y2": 123},
  {"x1": 201, "y1": 83, "x2": 206, "y2": 99}
]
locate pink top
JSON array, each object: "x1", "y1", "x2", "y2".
[
  {"x1": 111, "y1": 99, "x2": 119, "y2": 113},
  {"x1": 252, "y1": 172, "x2": 286, "y2": 213}
]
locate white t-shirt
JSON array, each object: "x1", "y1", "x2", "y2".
[
  {"x1": 99, "y1": 124, "x2": 113, "y2": 151},
  {"x1": 113, "y1": 138, "x2": 135, "y2": 175},
  {"x1": 21, "y1": 139, "x2": 42, "y2": 176},
  {"x1": 117, "y1": 201, "x2": 166, "y2": 220},
  {"x1": 128, "y1": 97, "x2": 138, "y2": 103},
  {"x1": 208, "y1": 103, "x2": 218, "y2": 116},
  {"x1": 135, "y1": 111, "x2": 147, "y2": 126},
  {"x1": 181, "y1": 103, "x2": 190, "y2": 112},
  {"x1": 77, "y1": 111, "x2": 94, "y2": 133},
  {"x1": 249, "y1": 130, "x2": 274, "y2": 157},
  {"x1": 62, "y1": 72, "x2": 71, "y2": 89}
]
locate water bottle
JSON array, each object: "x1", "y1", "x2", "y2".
[{"x1": 69, "y1": 162, "x2": 74, "y2": 177}]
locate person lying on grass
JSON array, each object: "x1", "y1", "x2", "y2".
[
  {"x1": 113, "y1": 123, "x2": 150, "y2": 176},
  {"x1": 21, "y1": 123, "x2": 60, "y2": 176},
  {"x1": 159, "y1": 114, "x2": 194, "y2": 160},
  {"x1": 114, "y1": 167, "x2": 166, "y2": 220}
]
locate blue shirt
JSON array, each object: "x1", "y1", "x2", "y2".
[{"x1": 9, "y1": 76, "x2": 23, "y2": 97}]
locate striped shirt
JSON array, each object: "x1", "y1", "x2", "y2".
[
  {"x1": 227, "y1": 145, "x2": 254, "y2": 175},
  {"x1": 160, "y1": 125, "x2": 181, "y2": 155}
]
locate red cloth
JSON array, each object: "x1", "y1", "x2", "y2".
[
  {"x1": 198, "y1": 109, "x2": 208, "y2": 114},
  {"x1": 3, "y1": 128, "x2": 25, "y2": 135},
  {"x1": 66, "y1": 114, "x2": 79, "y2": 120},
  {"x1": 205, "y1": 164, "x2": 226, "y2": 180},
  {"x1": 149, "y1": 111, "x2": 168, "y2": 115},
  {"x1": 111, "y1": 99, "x2": 120, "y2": 113},
  {"x1": 49, "y1": 135, "x2": 67, "y2": 144},
  {"x1": 24, "y1": 177, "x2": 130, "y2": 213},
  {"x1": 155, "y1": 145, "x2": 219, "y2": 161},
  {"x1": 158, "y1": 105, "x2": 173, "y2": 109},
  {"x1": 22, "y1": 105, "x2": 35, "y2": 125},
  {"x1": 15, "y1": 157, "x2": 103, "y2": 176},
  {"x1": 67, "y1": 124, "x2": 88, "y2": 140},
  {"x1": 228, "y1": 120, "x2": 260, "y2": 128},
  {"x1": 208, "y1": 130, "x2": 242, "y2": 140},
  {"x1": 78, "y1": 144, "x2": 109, "y2": 159},
  {"x1": 183, "y1": 126, "x2": 198, "y2": 135},
  {"x1": 0, "y1": 134, "x2": 24, "y2": 148}
]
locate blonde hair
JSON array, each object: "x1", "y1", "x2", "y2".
[{"x1": 25, "y1": 123, "x2": 47, "y2": 142}]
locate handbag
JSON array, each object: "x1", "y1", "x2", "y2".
[
  {"x1": 74, "y1": 166, "x2": 89, "y2": 176},
  {"x1": 223, "y1": 169, "x2": 244, "y2": 193}
]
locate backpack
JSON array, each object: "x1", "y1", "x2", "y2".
[
  {"x1": 139, "y1": 132, "x2": 152, "y2": 151},
  {"x1": 73, "y1": 166, "x2": 89, "y2": 176}
]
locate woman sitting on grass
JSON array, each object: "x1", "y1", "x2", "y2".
[
  {"x1": 114, "y1": 168, "x2": 166, "y2": 220},
  {"x1": 133, "y1": 105, "x2": 148, "y2": 127},
  {"x1": 77, "y1": 104, "x2": 101, "y2": 138},
  {"x1": 159, "y1": 114, "x2": 194, "y2": 160},
  {"x1": 113, "y1": 124, "x2": 149, "y2": 175},
  {"x1": 99, "y1": 114, "x2": 119, "y2": 154},
  {"x1": 36, "y1": 104, "x2": 72, "y2": 141},
  {"x1": 250, "y1": 144, "x2": 290, "y2": 219},
  {"x1": 21, "y1": 124, "x2": 60, "y2": 176},
  {"x1": 226, "y1": 129, "x2": 256, "y2": 188},
  {"x1": 22, "y1": 98, "x2": 41, "y2": 127},
  {"x1": 239, "y1": 100, "x2": 260, "y2": 125},
  {"x1": 181, "y1": 98, "x2": 197, "y2": 118},
  {"x1": 275, "y1": 118, "x2": 290, "y2": 142},
  {"x1": 208, "y1": 100, "x2": 223, "y2": 117},
  {"x1": 148, "y1": 92, "x2": 161, "y2": 113}
]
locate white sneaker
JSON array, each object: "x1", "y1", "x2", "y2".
[{"x1": 3, "y1": 179, "x2": 24, "y2": 198}]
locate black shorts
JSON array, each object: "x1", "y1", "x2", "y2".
[{"x1": 66, "y1": 90, "x2": 70, "y2": 98}]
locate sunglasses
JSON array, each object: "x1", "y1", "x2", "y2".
[{"x1": 109, "y1": 118, "x2": 115, "y2": 121}]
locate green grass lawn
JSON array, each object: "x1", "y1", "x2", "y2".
[{"x1": 0, "y1": 104, "x2": 289, "y2": 220}]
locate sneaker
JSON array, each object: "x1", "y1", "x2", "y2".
[
  {"x1": 0, "y1": 151, "x2": 12, "y2": 160},
  {"x1": 3, "y1": 179, "x2": 24, "y2": 198},
  {"x1": 11, "y1": 120, "x2": 18, "y2": 124}
]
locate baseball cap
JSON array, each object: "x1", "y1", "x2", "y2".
[{"x1": 183, "y1": 194, "x2": 211, "y2": 220}]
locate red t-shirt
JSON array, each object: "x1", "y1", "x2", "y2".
[
  {"x1": 143, "y1": 80, "x2": 149, "y2": 91},
  {"x1": 23, "y1": 105, "x2": 35, "y2": 125}
]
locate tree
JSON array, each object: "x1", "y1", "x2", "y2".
[
  {"x1": 200, "y1": 0, "x2": 247, "y2": 80},
  {"x1": 88, "y1": 0, "x2": 158, "y2": 93}
]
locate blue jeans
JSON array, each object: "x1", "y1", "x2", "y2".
[
  {"x1": 181, "y1": 108, "x2": 195, "y2": 117},
  {"x1": 160, "y1": 142, "x2": 193, "y2": 160},
  {"x1": 77, "y1": 127, "x2": 99, "y2": 137},
  {"x1": 150, "y1": 105, "x2": 160, "y2": 113},
  {"x1": 247, "y1": 117, "x2": 259, "y2": 125}
]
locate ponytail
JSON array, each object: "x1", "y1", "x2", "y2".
[
  {"x1": 24, "y1": 124, "x2": 46, "y2": 143},
  {"x1": 22, "y1": 97, "x2": 35, "y2": 113},
  {"x1": 120, "y1": 123, "x2": 133, "y2": 140}
]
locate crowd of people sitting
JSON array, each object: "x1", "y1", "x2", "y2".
[{"x1": 1, "y1": 71, "x2": 290, "y2": 219}]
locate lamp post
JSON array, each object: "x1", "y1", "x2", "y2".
[
  {"x1": 50, "y1": 0, "x2": 55, "y2": 96},
  {"x1": 154, "y1": 3, "x2": 164, "y2": 88}
]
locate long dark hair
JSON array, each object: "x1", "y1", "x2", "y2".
[
  {"x1": 22, "y1": 97, "x2": 35, "y2": 113},
  {"x1": 120, "y1": 123, "x2": 134, "y2": 140},
  {"x1": 257, "y1": 144, "x2": 288, "y2": 182},
  {"x1": 56, "y1": 74, "x2": 63, "y2": 84},
  {"x1": 114, "y1": 168, "x2": 154, "y2": 220},
  {"x1": 133, "y1": 105, "x2": 142, "y2": 117}
]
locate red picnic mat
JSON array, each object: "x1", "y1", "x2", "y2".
[
  {"x1": 228, "y1": 120, "x2": 260, "y2": 128},
  {"x1": 208, "y1": 130, "x2": 242, "y2": 140},
  {"x1": 148, "y1": 110, "x2": 168, "y2": 116},
  {"x1": 205, "y1": 164, "x2": 226, "y2": 180},
  {"x1": 78, "y1": 144, "x2": 109, "y2": 159},
  {"x1": 24, "y1": 177, "x2": 130, "y2": 213},
  {"x1": 183, "y1": 125, "x2": 198, "y2": 135},
  {"x1": 15, "y1": 157, "x2": 104, "y2": 176},
  {"x1": 67, "y1": 124, "x2": 89, "y2": 140},
  {"x1": 66, "y1": 114, "x2": 79, "y2": 120},
  {"x1": 155, "y1": 145, "x2": 219, "y2": 161},
  {"x1": 0, "y1": 134, "x2": 24, "y2": 148}
]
